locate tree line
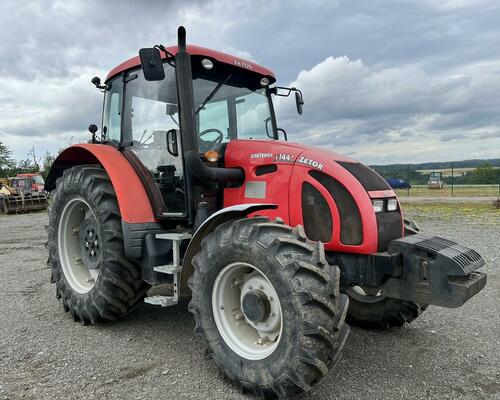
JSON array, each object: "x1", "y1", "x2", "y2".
[
  {"x1": 0, "y1": 141, "x2": 57, "y2": 179},
  {"x1": 371, "y1": 163, "x2": 500, "y2": 185}
]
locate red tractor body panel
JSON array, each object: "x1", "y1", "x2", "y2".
[
  {"x1": 50, "y1": 144, "x2": 156, "y2": 223},
  {"x1": 223, "y1": 140, "x2": 398, "y2": 254},
  {"x1": 106, "y1": 45, "x2": 276, "y2": 83}
]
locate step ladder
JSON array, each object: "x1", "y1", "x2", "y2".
[{"x1": 144, "y1": 232, "x2": 192, "y2": 307}]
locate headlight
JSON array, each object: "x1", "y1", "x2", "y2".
[
  {"x1": 372, "y1": 199, "x2": 384, "y2": 213},
  {"x1": 387, "y1": 198, "x2": 398, "y2": 211}
]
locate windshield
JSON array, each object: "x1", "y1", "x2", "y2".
[
  {"x1": 120, "y1": 63, "x2": 275, "y2": 154},
  {"x1": 194, "y1": 78, "x2": 273, "y2": 151},
  {"x1": 32, "y1": 175, "x2": 44, "y2": 184}
]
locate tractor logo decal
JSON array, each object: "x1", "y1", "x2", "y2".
[
  {"x1": 297, "y1": 156, "x2": 324, "y2": 170},
  {"x1": 274, "y1": 153, "x2": 295, "y2": 163},
  {"x1": 251, "y1": 153, "x2": 273, "y2": 159},
  {"x1": 233, "y1": 59, "x2": 254, "y2": 70}
]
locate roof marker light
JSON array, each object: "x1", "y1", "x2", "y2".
[
  {"x1": 201, "y1": 58, "x2": 214, "y2": 70},
  {"x1": 260, "y1": 77, "x2": 270, "y2": 86}
]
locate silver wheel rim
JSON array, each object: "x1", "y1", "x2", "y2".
[
  {"x1": 57, "y1": 197, "x2": 101, "y2": 294},
  {"x1": 345, "y1": 285, "x2": 386, "y2": 303},
  {"x1": 212, "y1": 262, "x2": 283, "y2": 360}
]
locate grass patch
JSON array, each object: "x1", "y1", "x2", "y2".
[
  {"x1": 401, "y1": 202, "x2": 500, "y2": 223},
  {"x1": 395, "y1": 185, "x2": 500, "y2": 197}
]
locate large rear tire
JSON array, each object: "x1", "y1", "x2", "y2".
[
  {"x1": 47, "y1": 165, "x2": 148, "y2": 324},
  {"x1": 188, "y1": 217, "x2": 349, "y2": 399}
]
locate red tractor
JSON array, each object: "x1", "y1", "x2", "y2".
[
  {"x1": 45, "y1": 27, "x2": 486, "y2": 398},
  {"x1": 16, "y1": 173, "x2": 46, "y2": 193}
]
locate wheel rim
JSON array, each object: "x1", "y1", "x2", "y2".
[
  {"x1": 345, "y1": 285, "x2": 386, "y2": 303},
  {"x1": 57, "y1": 197, "x2": 101, "y2": 294},
  {"x1": 212, "y1": 262, "x2": 283, "y2": 360}
]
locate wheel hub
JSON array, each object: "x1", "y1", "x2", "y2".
[
  {"x1": 211, "y1": 262, "x2": 283, "y2": 360},
  {"x1": 242, "y1": 290, "x2": 270, "y2": 323},
  {"x1": 78, "y1": 218, "x2": 101, "y2": 270}
]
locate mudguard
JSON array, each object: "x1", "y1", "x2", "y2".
[{"x1": 45, "y1": 144, "x2": 156, "y2": 223}]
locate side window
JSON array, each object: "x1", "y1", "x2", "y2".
[{"x1": 102, "y1": 77, "x2": 123, "y2": 142}]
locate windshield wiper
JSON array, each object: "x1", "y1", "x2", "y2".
[{"x1": 195, "y1": 74, "x2": 233, "y2": 115}]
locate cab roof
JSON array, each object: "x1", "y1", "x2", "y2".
[{"x1": 106, "y1": 45, "x2": 276, "y2": 83}]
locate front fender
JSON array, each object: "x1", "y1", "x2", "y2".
[
  {"x1": 180, "y1": 203, "x2": 277, "y2": 297},
  {"x1": 45, "y1": 144, "x2": 156, "y2": 223}
]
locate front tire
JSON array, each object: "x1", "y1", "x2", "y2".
[
  {"x1": 188, "y1": 217, "x2": 349, "y2": 398},
  {"x1": 344, "y1": 286, "x2": 427, "y2": 330},
  {"x1": 47, "y1": 165, "x2": 148, "y2": 324}
]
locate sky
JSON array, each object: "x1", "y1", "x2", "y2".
[{"x1": 1, "y1": 0, "x2": 499, "y2": 165}]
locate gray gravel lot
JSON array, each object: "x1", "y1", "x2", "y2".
[{"x1": 0, "y1": 210, "x2": 499, "y2": 400}]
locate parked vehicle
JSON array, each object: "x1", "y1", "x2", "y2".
[
  {"x1": 0, "y1": 177, "x2": 48, "y2": 214},
  {"x1": 428, "y1": 171, "x2": 444, "y2": 189},
  {"x1": 386, "y1": 177, "x2": 411, "y2": 189},
  {"x1": 45, "y1": 27, "x2": 487, "y2": 399},
  {"x1": 16, "y1": 173, "x2": 46, "y2": 193}
]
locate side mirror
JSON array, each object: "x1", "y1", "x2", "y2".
[
  {"x1": 295, "y1": 91, "x2": 304, "y2": 115},
  {"x1": 139, "y1": 48, "x2": 165, "y2": 81},
  {"x1": 166, "y1": 129, "x2": 179, "y2": 157}
]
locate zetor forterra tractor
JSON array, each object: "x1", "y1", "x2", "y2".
[{"x1": 45, "y1": 27, "x2": 486, "y2": 398}]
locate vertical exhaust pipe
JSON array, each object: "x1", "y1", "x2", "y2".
[
  {"x1": 175, "y1": 26, "x2": 197, "y2": 223},
  {"x1": 175, "y1": 26, "x2": 198, "y2": 154}
]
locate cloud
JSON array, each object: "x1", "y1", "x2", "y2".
[
  {"x1": 274, "y1": 54, "x2": 500, "y2": 163},
  {"x1": 0, "y1": 0, "x2": 499, "y2": 164}
]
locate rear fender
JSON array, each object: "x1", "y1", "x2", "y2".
[
  {"x1": 180, "y1": 203, "x2": 277, "y2": 297},
  {"x1": 45, "y1": 144, "x2": 156, "y2": 223}
]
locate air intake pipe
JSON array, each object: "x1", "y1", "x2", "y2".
[{"x1": 185, "y1": 150, "x2": 244, "y2": 183}]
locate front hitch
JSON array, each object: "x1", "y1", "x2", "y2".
[{"x1": 333, "y1": 233, "x2": 487, "y2": 308}]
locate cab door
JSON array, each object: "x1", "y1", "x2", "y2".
[{"x1": 121, "y1": 67, "x2": 187, "y2": 217}]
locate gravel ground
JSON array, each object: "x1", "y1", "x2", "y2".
[{"x1": 0, "y1": 210, "x2": 498, "y2": 400}]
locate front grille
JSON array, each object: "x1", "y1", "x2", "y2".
[
  {"x1": 338, "y1": 161, "x2": 391, "y2": 191},
  {"x1": 376, "y1": 211, "x2": 403, "y2": 252},
  {"x1": 309, "y1": 170, "x2": 363, "y2": 245},
  {"x1": 301, "y1": 182, "x2": 332, "y2": 242}
]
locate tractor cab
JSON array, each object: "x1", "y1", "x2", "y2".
[{"x1": 98, "y1": 30, "x2": 303, "y2": 224}]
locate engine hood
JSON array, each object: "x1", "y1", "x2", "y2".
[{"x1": 224, "y1": 139, "x2": 401, "y2": 255}]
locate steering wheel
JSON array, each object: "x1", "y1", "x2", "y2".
[
  {"x1": 199, "y1": 128, "x2": 224, "y2": 152},
  {"x1": 132, "y1": 129, "x2": 153, "y2": 149}
]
